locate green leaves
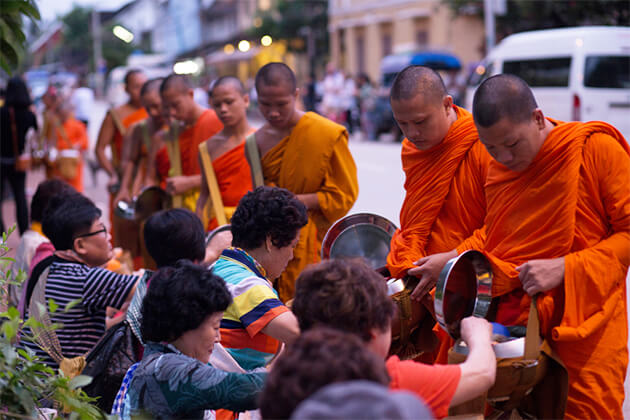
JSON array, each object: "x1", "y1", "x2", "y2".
[{"x1": 0, "y1": 0, "x2": 41, "y2": 74}]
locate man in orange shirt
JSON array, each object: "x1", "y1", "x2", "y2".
[
  {"x1": 457, "y1": 74, "x2": 629, "y2": 419},
  {"x1": 386, "y1": 66, "x2": 491, "y2": 362},
  {"x1": 53, "y1": 102, "x2": 88, "y2": 192},
  {"x1": 196, "y1": 76, "x2": 253, "y2": 230},
  {"x1": 159, "y1": 74, "x2": 223, "y2": 212},
  {"x1": 252, "y1": 62, "x2": 358, "y2": 302}
]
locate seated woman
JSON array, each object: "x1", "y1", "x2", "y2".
[
  {"x1": 213, "y1": 186, "x2": 306, "y2": 370},
  {"x1": 127, "y1": 261, "x2": 267, "y2": 418}
]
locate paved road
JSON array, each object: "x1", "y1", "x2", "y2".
[{"x1": 2, "y1": 101, "x2": 629, "y2": 417}]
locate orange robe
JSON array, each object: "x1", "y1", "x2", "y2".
[
  {"x1": 202, "y1": 141, "x2": 253, "y2": 231},
  {"x1": 387, "y1": 106, "x2": 490, "y2": 363},
  {"x1": 458, "y1": 119, "x2": 630, "y2": 419},
  {"x1": 261, "y1": 111, "x2": 359, "y2": 301},
  {"x1": 162, "y1": 109, "x2": 223, "y2": 211},
  {"x1": 112, "y1": 107, "x2": 148, "y2": 171},
  {"x1": 55, "y1": 118, "x2": 89, "y2": 192}
]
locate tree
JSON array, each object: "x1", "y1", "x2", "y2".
[
  {"x1": 0, "y1": 0, "x2": 41, "y2": 74},
  {"x1": 444, "y1": 0, "x2": 629, "y2": 40}
]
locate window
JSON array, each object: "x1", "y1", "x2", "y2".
[
  {"x1": 416, "y1": 30, "x2": 428, "y2": 48},
  {"x1": 503, "y1": 58, "x2": 571, "y2": 87},
  {"x1": 584, "y1": 56, "x2": 630, "y2": 88}
]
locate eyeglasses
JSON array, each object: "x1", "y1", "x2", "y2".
[{"x1": 74, "y1": 227, "x2": 107, "y2": 240}]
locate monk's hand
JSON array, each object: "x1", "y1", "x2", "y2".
[
  {"x1": 516, "y1": 257, "x2": 565, "y2": 296},
  {"x1": 409, "y1": 250, "x2": 458, "y2": 301},
  {"x1": 166, "y1": 175, "x2": 193, "y2": 195}
]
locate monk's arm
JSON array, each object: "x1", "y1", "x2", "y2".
[
  {"x1": 143, "y1": 130, "x2": 165, "y2": 186},
  {"x1": 196, "y1": 151, "x2": 210, "y2": 219},
  {"x1": 95, "y1": 112, "x2": 117, "y2": 178},
  {"x1": 315, "y1": 134, "x2": 359, "y2": 222},
  {"x1": 116, "y1": 126, "x2": 140, "y2": 202},
  {"x1": 456, "y1": 225, "x2": 487, "y2": 254}
]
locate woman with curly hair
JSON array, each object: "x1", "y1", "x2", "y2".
[
  {"x1": 213, "y1": 186, "x2": 307, "y2": 370},
  {"x1": 126, "y1": 261, "x2": 267, "y2": 418}
]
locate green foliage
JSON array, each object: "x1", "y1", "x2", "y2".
[
  {"x1": 443, "y1": 0, "x2": 629, "y2": 39},
  {"x1": 0, "y1": 0, "x2": 40, "y2": 74},
  {"x1": 0, "y1": 227, "x2": 105, "y2": 419}
]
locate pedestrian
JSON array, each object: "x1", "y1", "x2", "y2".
[
  {"x1": 0, "y1": 76, "x2": 38, "y2": 235},
  {"x1": 250, "y1": 62, "x2": 358, "y2": 302},
  {"x1": 71, "y1": 75, "x2": 94, "y2": 128},
  {"x1": 53, "y1": 101, "x2": 89, "y2": 192}
]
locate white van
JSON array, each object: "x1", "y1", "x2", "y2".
[{"x1": 465, "y1": 26, "x2": 630, "y2": 139}]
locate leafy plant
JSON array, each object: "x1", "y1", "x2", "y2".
[
  {"x1": 0, "y1": 227, "x2": 105, "y2": 419},
  {"x1": 0, "y1": 0, "x2": 41, "y2": 74}
]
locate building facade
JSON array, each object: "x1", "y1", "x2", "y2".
[{"x1": 328, "y1": 0, "x2": 485, "y2": 84}]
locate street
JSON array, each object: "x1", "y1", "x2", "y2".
[{"x1": 1, "y1": 101, "x2": 630, "y2": 417}]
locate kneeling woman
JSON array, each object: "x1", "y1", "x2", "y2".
[{"x1": 127, "y1": 261, "x2": 266, "y2": 418}]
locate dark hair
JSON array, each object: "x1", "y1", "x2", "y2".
[
  {"x1": 140, "y1": 77, "x2": 163, "y2": 97},
  {"x1": 140, "y1": 261, "x2": 232, "y2": 342},
  {"x1": 143, "y1": 209, "x2": 206, "y2": 268},
  {"x1": 255, "y1": 62, "x2": 297, "y2": 93},
  {"x1": 41, "y1": 194, "x2": 101, "y2": 251},
  {"x1": 259, "y1": 327, "x2": 390, "y2": 420},
  {"x1": 293, "y1": 259, "x2": 396, "y2": 341},
  {"x1": 31, "y1": 179, "x2": 76, "y2": 223},
  {"x1": 5, "y1": 76, "x2": 32, "y2": 108},
  {"x1": 211, "y1": 76, "x2": 246, "y2": 95},
  {"x1": 473, "y1": 74, "x2": 538, "y2": 128},
  {"x1": 390, "y1": 65, "x2": 446, "y2": 102},
  {"x1": 231, "y1": 186, "x2": 307, "y2": 250},
  {"x1": 160, "y1": 73, "x2": 192, "y2": 94},
  {"x1": 124, "y1": 69, "x2": 144, "y2": 85}
]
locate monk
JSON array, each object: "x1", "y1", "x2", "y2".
[
  {"x1": 95, "y1": 69, "x2": 148, "y2": 193},
  {"x1": 385, "y1": 66, "x2": 491, "y2": 363},
  {"x1": 196, "y1": 76, "x2": 253, "y2": 230},
  {"x1": 53, "y1": 102, "x2": 89, "y2": 192},
  {"x1": 114, "y1": 78, "x2": 166, "y2": 204},
  {"x1": 457, "y1": 74, "x2": 629, "y2": 419},
  {"x1": 159, "y1": 74, "x2": 223, "y2": 212},
  {"x1": 251, "y1": 62, "x2": 358, "y2": 302}
]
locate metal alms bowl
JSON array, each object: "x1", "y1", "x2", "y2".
[
  {"x1": 321, "y1": 213, "x2": 398, "y2": 269},
  {"x1": 434, "y1": 250, "x2": 493, "y2": 339},
  {"x1": 114, "y1": 186, "x2": 172, "y2": 221}
]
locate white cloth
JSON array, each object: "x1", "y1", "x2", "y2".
[{"x1": 71, "y1": 87, "x2": 95, "y2": 122}]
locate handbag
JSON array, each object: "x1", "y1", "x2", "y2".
[{"x1": 9, "y1": 107, "x2": 31, "y2": 172}]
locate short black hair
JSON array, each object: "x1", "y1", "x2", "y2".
[
  {"x1": 42, "y1": 194, "x2": 101, "y2": 251},
  {"x1": 255, "y1": 62, "x2": 297, "y2": 93},
  {"x1": 259, "y1": 327, "x2": 390, "y2": 420},
  {"x1": 140, "y1": 78, "x2": 163, "y2": 97},
  {"x1": 231, "y1": 186, "x2": 307, "y2": 250},
  {"x1": 211, "y1": 76, "x2": 246, "y2": 95},
  {"x1": 140, "y1": 260, "x2": 232, "y2": 343},
  {"x1": 124, "y1": 69, "x2": 144, "y2": 85},
  {"x1": 389, "y1": 65, "x2": 446, "y2": 103},
  {"x1": 31, "y1": 179, "x2": 76, "y2": 223},
  {"x1": 160, "y1": 73, "x2": 192, "y2": 94},
  {"x1": 143, "y1": 209, "x2": 206, "y2": 268},
  {"x1": 293, "y1": 259, "x2": 395, "y2": 341},
  {"x1": 5, "y1": 76, "x2": 32, "y2": 108},
  {"x1": 473, "y1": 73, "x2": 538, "y2": 128}
]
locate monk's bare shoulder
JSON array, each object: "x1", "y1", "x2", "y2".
[{"x1": 256, "y1": 123, "x2": 290, "y2": 156}]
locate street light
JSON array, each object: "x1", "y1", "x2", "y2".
[
  {"x1": 261, "y1": 35, "x2": 272, "y2": 47},
  {"x1": 224, "y1": 44, "x2": 235, "y2": 55},
  {"x1": 238, "y1": 40, "x2": 251, "y2": 53},
  {"x1": 112, "y1": 25, "x2": 134, "y2": 43}
]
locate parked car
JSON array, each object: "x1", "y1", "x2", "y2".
[{"x1": 465, "y1": 26, "x2": 630, "y2": 140}]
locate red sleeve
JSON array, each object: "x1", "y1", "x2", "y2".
[{"x1": 386, "y1": 356, "x2": 461, "y2": 418}]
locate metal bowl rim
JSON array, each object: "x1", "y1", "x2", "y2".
[{"x1": 321, "y1": 213, "x2": 398, "y2": 260}]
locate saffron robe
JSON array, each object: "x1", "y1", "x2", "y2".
[
  {"x1": 55, "y1": 118, "x2": 89, "y2": 192},
  {"x1": 112, "y1": 107, "x2": 148, "y2": 172},
  {"x1": 458, "y1": 119, "x2": 630, "y2": 419},
  {"x1": 162, "y1": 109, "x2": 223, "y2": 211},
  {"x1": 261, "y1": 112, "x2": 359, "y2": 302},
  {"x1": 201, "y1": 141, "x2": 253, "y2": 231},
  {"x1": 387, "y1": 106, "x2": 490, "y2": 363}
]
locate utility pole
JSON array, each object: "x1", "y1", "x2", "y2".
[
  {"x1": 483, "y1": 0, "x2": 496, "y2": 51},
  {"x1": 91, "y1": 9, "x2": 104, "y2": 98}
]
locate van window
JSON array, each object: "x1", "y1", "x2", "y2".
[
  {"x1": 503, "y1": 58, "x2": 571, "y2": 87},
  {"x1": 584, "y1": 56, "x2": 630, "y2": 89}
]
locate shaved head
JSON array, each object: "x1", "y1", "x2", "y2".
[
  {"x1": 124, "y1": 69, "x2": 144, "y2": 86},
  {"x1": 160, "y1": 74, "x2": 193, "y2": 94},
  {"x1": 211, "y1": 76, "x2": 246, "y2": 95},
  {"x1": 141, "y1": 78, "x2": 164, "y2": 97},
  {"x1": 390, "y1": 65, "x2": 447, "y2": 103},
  {"x1": 473, "y1": 74, "x2": 538, "y2": 128},
  {"x1": 255, "y1": 62, "x2": 297, "y2": 93}
]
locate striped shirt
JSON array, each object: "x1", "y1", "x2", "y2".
[
  {"x1": 22, "y1": 257, "x2": 137, "y2": 367},
  {"x1": 213, "y1": 248, "x2": 288, "y2": 370}
]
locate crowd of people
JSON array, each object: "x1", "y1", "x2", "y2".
[{"x1": 0, "y1": 57, "x2": 628, "y2": 420}]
